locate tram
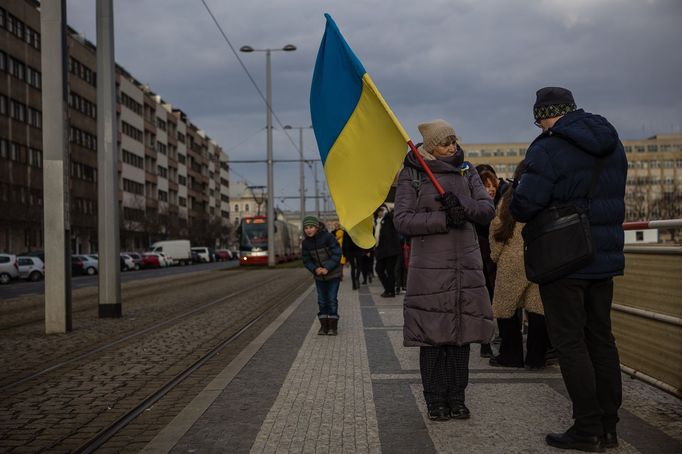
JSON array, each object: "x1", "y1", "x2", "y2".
[{"x1": 238, "y1": 214, "x2": 301, "y2": 265}]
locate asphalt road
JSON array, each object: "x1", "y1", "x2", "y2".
[{"x1": 0, "y1": 260, "x2": 239, "y2": 300}]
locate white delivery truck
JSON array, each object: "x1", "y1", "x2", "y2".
[{"x1": 149, "y1": 240, "x2": 192, "y2": 266}]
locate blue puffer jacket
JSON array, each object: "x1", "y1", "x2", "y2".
[{"x1": 510, "y1": 109, "x2": 628, "y2": 279}]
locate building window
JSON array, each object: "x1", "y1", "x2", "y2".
[
  {"x1": 245, "y1": 203, "x2": 250, "y2": 212},
  {"x1": 122, "y1": 149, "x2": 144, "y2": 169},
  {"x1": 179, "y1": 196, "x2": 187, "y2": 207}
]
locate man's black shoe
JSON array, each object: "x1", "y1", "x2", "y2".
[
  {"x1": 427, "y1": 404, "x2": 450, "y2": 421},
  {"x1": 380, "y1": 291, "x2": 395, "y2": 298},
  {"x1": 489, "y1": 355, "x2": 523, "y2": 368},
  {"x1": 602, "y1": 432, "x2": 618, "y2": 449},
  {"x1": 545, "y1": 431, "x2": 605, "y2": 452},
  {"x1": 449, "y1": 402, "x2": 470, "y2": 420}
]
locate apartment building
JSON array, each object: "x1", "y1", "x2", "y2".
[
  {"x1": 463, "y1": 134, "x2": 682, "y2": 222},
  {"x1": 0, "y1": 0, "x2": 230, "y2": 254}
]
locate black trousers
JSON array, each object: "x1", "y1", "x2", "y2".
[
  {"x1": 348, "y1": 254, "x2": 362, "y2": 285},
  {"x1": 419, "y1": 345, "x2": 470, "y2": 406},
  {"x1": 375, "y1": 255, "x2": 397, "y2": 293},
  {"x1": 539, "y1": 277, "x2": 622, "y2": 436},
  {"x1": 497, "y1": 310, "x2": 548, "y2": 367}
]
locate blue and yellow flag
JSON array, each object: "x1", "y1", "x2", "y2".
[{"x1": 310, "y1": 13, "x2": 409, "y2": 249}]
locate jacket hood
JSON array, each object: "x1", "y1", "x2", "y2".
[{"x1": 549, "y1": 109, "x2": 619, "y2": 157}]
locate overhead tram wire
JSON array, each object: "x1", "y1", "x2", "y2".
[{"x1": 199, "y1": 0, "x2": 303, "y2": 156}]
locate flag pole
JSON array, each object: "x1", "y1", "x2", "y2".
[{"x1": 407, "y1": 140, "x2": 445, "y2": 196}]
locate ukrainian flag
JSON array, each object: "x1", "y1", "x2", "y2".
[{"x1": 310, "y1": 13, "x2": 409, "y2": 249}]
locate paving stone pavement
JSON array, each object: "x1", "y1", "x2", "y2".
[{"x1": 156, "y1": 270, "x2": 682, "y2": 454}]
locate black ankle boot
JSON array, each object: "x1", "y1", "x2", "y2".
[
  {"x1": 427, "y1": 403, "x2": 450, "y2": 421},
  {"x1": 328, "y1": 318, "x2": 338, "y2": 336},
  {"x1": 317, "y1": 318, "x2": 328, "y2": 335},
  {"x1": 449, "y1": 402, "x2": 470, "y2": 419}
]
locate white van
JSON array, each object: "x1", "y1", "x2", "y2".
[
  {"x1": 150, "y1": 240, "x2": 192, "y2": 265},
  {"x1": 191, "y1": 246, "x2": 211, "y2": 263}
]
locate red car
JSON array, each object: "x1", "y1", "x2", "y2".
[
  {"x1": 142, "y1": 253, "x2": 161, "y2": 268},
  {"x1": 216, "y1": 249, "x2": 232, "y2": 261}
]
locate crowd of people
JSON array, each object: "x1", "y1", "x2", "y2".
[{"x1": 302, "y1": 86, "x2": 627, "y2": 452}]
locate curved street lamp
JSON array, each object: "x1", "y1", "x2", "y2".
[{"x1": 240, "y1": 44, "x2": 296, "y2": 267}]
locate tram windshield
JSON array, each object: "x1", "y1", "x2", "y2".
[{"x1": 240, "y1": 218, "x2": 268, "y2": 251}]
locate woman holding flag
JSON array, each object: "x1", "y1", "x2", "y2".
[{"x1": 394, "y1": 120, "x2": 496, "y2": 421}]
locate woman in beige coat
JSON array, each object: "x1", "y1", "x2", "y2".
[{"x1": 488, "y1": 160, "x2": 548, "y2": 369}]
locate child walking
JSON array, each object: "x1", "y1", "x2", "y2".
[{"x1": 301, "y1": 215, "x2": 342, "y2": 335}]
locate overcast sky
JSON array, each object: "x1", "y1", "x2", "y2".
[{"x1": 66, "y1": 0, "x2": 682, "y2": 212}]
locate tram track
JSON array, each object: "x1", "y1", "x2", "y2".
[
  {"x1": 0, "y1": 267, "x2": 248, "y2": 331},
  {"x1": 68, "y1": 277, "x2": 310, "y2": 453},
  {"x1": 0, "y1": 272, "x2": 282, "y2": 393}
]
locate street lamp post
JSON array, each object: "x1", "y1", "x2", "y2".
[
  {"x1": 240, "y1": 44, "x2": 296, "y2": 267},
  {"x1": 284, "y1": 125, "x2": 312, "y2": 231}
]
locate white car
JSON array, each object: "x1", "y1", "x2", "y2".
[
  {"x1": 17, "y1": 256, "x2": 45, "y2": 281},
  {"x1": 75, "y1": 255, "x2": 99, "y2": 275},
  {"x1": 158, "y1": 252, "x2": 174, "y2": 267},
  {"x1": 0, "y1": 253, "x2": 19, "y2": 284},
  {"x1": 191, "y1": 247, "x2": 211, "y2": 263},
  {"x1": 120, "y1": 254, "x2": 136, "y2": 271}
]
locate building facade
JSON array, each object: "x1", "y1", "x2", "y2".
[
  {"x1": 0, "y1": 0, "x2": 230, "y2": 255},
  {"x1": 464, "y1": 134, "x2": 682, "y2": 222}
]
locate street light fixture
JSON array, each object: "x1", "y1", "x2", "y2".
[
  {"x1": 284, "y1": 125, "x2": 313, "y2": 231},
  {"x1": 240, "y1": 44, "x2": 296, "y2": 267}
]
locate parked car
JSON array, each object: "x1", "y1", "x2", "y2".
[
  {"x1": 158, "y1": 252, "x2": 173, "y2": 267},
  {"x1": 71, "y1": 256, "x2": 85, "y2": 275},
  {"x1": 120, "y1": 254, "x2": 135, "y2": 271},
  {"x1": 142, "y1": 252, "x2": 162, "y2": 268},
  {"x1": 124, "y1": 252, "x2": 143, "y2": 270},
  {"x1": 0, "y1": 253, "x2": 20, "y2": 284},
  {"x1": 191, "y1": 247, "x2": 211, "y2": 263},
  {"x1": 73, "y1": 255, "x2": 98, "y2": 275},
  {"x1": 191, "y1": 250, "x2": 200, "y2": 264},
  {"x1": 17, "y1": 256, "x2": 45, "y2": 281},
  {"x1": 149, "y1": 240, "x2": 192, "y2": 266},
  {"x1": 216, "y1": 249, "x2": 232, "y2": 261}
]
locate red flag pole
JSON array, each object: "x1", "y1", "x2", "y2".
[{"x1": 407, "y1": 140, "x2": 445, "y2": 196}]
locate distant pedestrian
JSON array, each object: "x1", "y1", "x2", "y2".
[
  {"x1": 394, "y1": 119, "x2": 495, "y2": 421},
  {"x1": 373, "y1": 204, "x2": 402, "y2": 298},
  {"x1": 511, "y1": 87, "x2": 627, "y2": 451},
  {"x1": 475, "y1": 166, "x2": 500, "y2": 359},
  {"x1": 302, "y1": 215, "x2": 342, "y2": 336},
  {"x1": 488, "y1": 160, "x2": 548, "y2": 370},
  {"x1": 342, "y1": 229, "x2": 365, "y2": 290}
]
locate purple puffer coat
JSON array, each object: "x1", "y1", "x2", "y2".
[{"x1": 394, "y1": 150, "x2": 496, "y2": 347}]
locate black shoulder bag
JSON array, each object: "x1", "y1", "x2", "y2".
[{"x1": 521, "y1": 158, "x2": 603, "y2": 285}]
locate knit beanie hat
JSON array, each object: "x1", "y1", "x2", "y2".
[
  {"x1": 417, "y1": 119, "x2": 458, "y2": 154},
  {"x1": 302, "y1": 215, "x2": 319, "y2": 228},
  {"x1": 533, "y1": 87, "x2": 577, "y2": 121}
]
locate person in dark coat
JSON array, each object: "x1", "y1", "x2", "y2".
[
  {"x1": 373, "y1": 204, "x2": 402, "y2": 297},
  {"x1": 510, "y1": 87, "x2": 627, "y2": 452},
  {"x1": 394, "y1": 119, "x2": 495, "y2": 421},
  {"x1": 342, "y1": 229, "x2": 365, "y2": 290},
  {"x1": 302, "y1": 215, "x2": 343, "y2": 335}
]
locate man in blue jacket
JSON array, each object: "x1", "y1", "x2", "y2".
[{"x1": 510, "y1": 87, "x2": 627, "y2": 452}]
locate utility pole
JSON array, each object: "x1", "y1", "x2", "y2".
[
  {"x1": 41, "y1": 0, "x2": 72, "y2": 334},
  {"x1": 97, "y1": 0, "x2": 121, "y2": 317}
]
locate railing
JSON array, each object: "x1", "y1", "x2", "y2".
[{"x1": 613, "y1": 219, "x2": 682, "y2": 397}]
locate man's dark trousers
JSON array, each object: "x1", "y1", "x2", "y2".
[{"x1": 539, "y1": 277, "x2": 622, "y2": 436}]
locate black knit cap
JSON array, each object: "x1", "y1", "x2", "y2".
[{"x1": 533, "y1": 86, "x2": 577, "y2": 121}]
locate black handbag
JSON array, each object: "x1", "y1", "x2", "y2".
[{"x1": 521, "y1": 159, "x2": 603, "y2": 285}]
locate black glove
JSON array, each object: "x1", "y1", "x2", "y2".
[
  {"x1": 446, "y1": 206, "x2": 466, "y2": 227},
  {"x1": 436, "y1": 191, "x2": 460, "y2": 209}
]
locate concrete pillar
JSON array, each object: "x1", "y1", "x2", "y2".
[
  {"x1": 41, "y1": 0, "x2": 72, "y2": 334},
  {"x1": 96, "y1": 0, "x2": 121, "y2": 317}
]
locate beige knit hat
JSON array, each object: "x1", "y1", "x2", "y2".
[{"x1": 417, "y1": 119, "x2": 458, "y2": 154}]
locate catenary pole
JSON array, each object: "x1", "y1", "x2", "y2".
[
  {"x1": 96, "y1": 0, "x2": 121, "y2": 317},
  {"x1": 41, "y1": 0, "x2": 72, "y2": 334}
]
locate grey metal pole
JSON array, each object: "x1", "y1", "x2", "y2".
[
  {"x1": 96, "y1": 0, "x2": 121, "y2": 317},
  {"x1": 299, "y1": 128, "x2": 305, "y2": 229},
  {"x1": 266, "y1": 49, "x2": 275, "y2": 267},
  {"x1": 314, "y1": 160, "x2": 320, "y2": 217},
  {"x1": 41, "y1": 0, "x2": 72, "y2": 334}
]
